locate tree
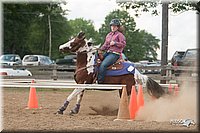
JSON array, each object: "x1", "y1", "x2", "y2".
[
  {"x1": 68, "y1": 18, "x2": 100, "y2": 44},
  {"x1": 117, "y1": 0, "x2": 200, "y2": 16},
  {"x1": 3, "y1": 3, "x2": 72, "y2": 60},
  {"x1": 98, "y1": 9, "x2": 160, "y2": 61},
  {"x1": 138, "y1": 30, "x2": 160, "y2": 61},
  {"x1": 3, "y1": 4, "x2": 38, "y2": 56}
]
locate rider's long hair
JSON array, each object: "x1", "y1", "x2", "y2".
[{"x1": 118, "y1": 25, "x2": 125, "y2": 34}]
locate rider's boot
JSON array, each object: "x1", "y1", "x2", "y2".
[
  {"x1": 69, "y1": 104, "x2": 80, "y2": 115},
  {"x1": 56, "y1": 101, "x2": 69, "y2": 115}
]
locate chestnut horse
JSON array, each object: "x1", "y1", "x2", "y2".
[{"x1": 55, "y1": 32, "x2": 165, "y2": 115}]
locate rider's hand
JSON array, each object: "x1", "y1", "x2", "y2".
[
  {"x1": 110, "y1": 41, "x2": 115, "y2": 46},
  {"x1": 98, "y1": 50, "x2": 103, "y2": 54},
  {"x1": 99, "y1": 53, "x2": 104, "y2": 61}
]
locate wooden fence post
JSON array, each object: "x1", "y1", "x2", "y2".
[{"x1": 52, "y1": 64, "x2": 58, "y2": 80}]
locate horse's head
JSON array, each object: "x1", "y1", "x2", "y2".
[{"x1": 59, "y1": 31, "x2": 86, "y2": 53}]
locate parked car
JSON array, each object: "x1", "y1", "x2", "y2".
[
  {"x1": 0, "y1": 54, "x2": 22, "y2": 66},
  {"x1": 0, "y1": 68, "x2": 32, "y2": 76},
  {"x1": 138, "y1": 60, "x2": 160, "y2": 74},
  {"x1": 170, "y1": 51, "x2": 185, "y2": 76},
  {"x1": 179, "y1": 48, "x2": 198, "y2": 66},
  {"x1": 174, "y1": 48, "x2": 199, "y2": 76},
  {"x1": 56, "y1": 54, "x2": 77, "y2": 66},
  {"x1": 22, "y1": 55, "x2": 54, "y2": 66},
  {"x1": 145, "y1": 61, "x2": 161, "y2": 74},
  {"x1": 55, "y1": 55, "x2": 76, "y2": 71},
  {"x1": 138, "y1": 60, "x2": 148, "y2": 74},
  {"x1": 171, "y1": 51, "x2": 185, "y2": 66}
]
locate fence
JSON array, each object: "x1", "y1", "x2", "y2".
[
  {"x1": 1, "y1": 78, "x2": 179, "y2": 90},
  {"x1": 1, "y1": 64, "x2": 198, "y2": 83},
  {"x1": 1, "y1": 79, "x2": 126, "y2": 89}
]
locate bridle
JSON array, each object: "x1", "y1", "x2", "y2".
[{"x1": 68, "y1": 38, "x2": 101, "y2": 54}]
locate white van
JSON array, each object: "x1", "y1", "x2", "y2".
[{"x1": 22, "y1": 55, "x2": 53, "y2": 66}]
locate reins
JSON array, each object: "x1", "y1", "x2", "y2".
[
  {"x1": 77, "y1": 47, "x2": 100, "y2": 54},
  {"x1": 74, "y1": 64, "x2": 97, "y2": 76}
]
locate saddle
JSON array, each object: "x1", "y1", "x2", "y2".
[
  {"x1": 107, "y1": 58, "x2": 124, "y2": 70},
  {"x1": 97, "y1": 56, "x2": 124, "y2": 70}
]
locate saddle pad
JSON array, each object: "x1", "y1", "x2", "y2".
[{"x1": 105, "y1": 62, "x2": 135, "y2": 76}]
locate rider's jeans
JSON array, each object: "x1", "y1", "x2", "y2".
[{"x1": 97, "y1": 52, "x2": 120, "y2": 83}]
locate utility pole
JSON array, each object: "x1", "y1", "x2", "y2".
[
  {"x1": 48, "y1": 5, "x2": 52, "y2": 58},
  {"x1": 160, "y1": 2, "x2": 169, "y2": 84}
]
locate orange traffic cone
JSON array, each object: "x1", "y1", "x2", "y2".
[
  {"x1": 114, "y1": 86, "x2": 130, "y2": 121},
  {"x1": 137, "y1": 84, "x2": 144, "y2": 111},
  {"x1": 27, "y1": 80, "x2": 38, "y2": 109},
  {"x1": 168, "y1": 84, "x2": 173, "y2": 94},
  {"x1": 129, "y1": 85, "x2": 138, "y2": 120},
  {"x1": 174, "y1": 84, "x2": 179, "y2": 96}
]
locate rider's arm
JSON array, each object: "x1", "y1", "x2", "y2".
[
  {"x1": 100, "y1": 33, "x2": 111, "y2": 51},
  {"x1": 114, "y1": 33, "x2": 126, "y2": 49}
]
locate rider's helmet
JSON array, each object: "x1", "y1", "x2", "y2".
[{"x1": 109, "y1": 19, "x2": 121, "y2": 26}]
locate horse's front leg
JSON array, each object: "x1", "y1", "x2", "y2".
[
  {"x1": 56, "y1": 88, "x2": 85, "y2": 115},
  {"x1": 69, "y1": 90, "x2": 85, "y2": 115}
]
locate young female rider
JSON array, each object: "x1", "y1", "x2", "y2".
[{"x1": 97, "y1": 19, "x2": 126, "y2": 83}]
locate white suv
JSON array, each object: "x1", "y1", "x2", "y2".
[
  {"x1": 0, "y1": 54, "x2": 22, "y2": 66},
  {"x1": 22, "y1": 55, "x2": 53, "y2": 66}
]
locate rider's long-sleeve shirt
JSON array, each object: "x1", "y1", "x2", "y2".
[{"x1": 100, "y1": 31, "x2": 126, "y2": 54}]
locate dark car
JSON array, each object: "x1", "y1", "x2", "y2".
[
  {"x1": 171, "y1": 51, "x2": 185, "y2": 66},
  {"x1": 179, "y1": 48, "x2": 198, "y2": 66},
  {"x1": 56, "y1": 55, "x2": 76, "y2": 65},
  {"x1": 174, "y1": 48, "x2": 199, "y2": 76},
  {"x1": 56, "y1": 55, "x2": 76, "y2": 71}
]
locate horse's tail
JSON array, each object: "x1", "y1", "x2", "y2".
[
  {"x1": 134, "y1": 68, "x2": 165, "y2": 98},
  {"x1": 145, "y1": 76, "x2": 166, "y2": 98}
]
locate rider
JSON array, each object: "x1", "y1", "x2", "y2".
[{"x1": 97, "y1": 18, "x2": 126, "y2": 84}]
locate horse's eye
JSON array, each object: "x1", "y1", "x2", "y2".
[{"x1": 87, "y1": 42, "x2": 92, "y2": 47}]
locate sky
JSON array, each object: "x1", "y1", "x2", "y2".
[{"x1": 61, "y1": 0, "x2": 197, "y2": 60}]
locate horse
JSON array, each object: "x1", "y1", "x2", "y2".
[{"x1": 55, "y1": 31, "x2": 165, "y2": 115}]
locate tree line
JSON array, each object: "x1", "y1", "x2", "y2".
[{"x1": 3, "y1": 1, "x2": 199, "y2": 62}]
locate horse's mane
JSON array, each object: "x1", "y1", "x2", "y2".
[{"x1": 85, "y1": 38, "x2": 101, "y2": 52}]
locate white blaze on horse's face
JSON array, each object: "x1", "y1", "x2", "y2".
[{"x1": 59, "y1": 38, "x2": 75, "y2": 51}]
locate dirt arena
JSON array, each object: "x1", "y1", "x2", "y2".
[{"x1": 2, "y1": 81, "x2": 198, "y2": 132}]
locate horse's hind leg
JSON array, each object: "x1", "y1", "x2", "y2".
[
  {"x1": 56, "y1": 88, "x2": 85, "y2": 115},
  {"x1": 69, "y1": 90, "x2": 85, "y2": 115}
]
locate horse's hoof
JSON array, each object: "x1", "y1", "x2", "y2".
[
  {"x1": 69, "y1": 110, "x2": 77, "y2": 115},
  {"x1": 55, "y1": 110, "x2": 63, "y2": 115},
  {"x1": 69, "y1": 104, "x2": 80, "y2": 115}
]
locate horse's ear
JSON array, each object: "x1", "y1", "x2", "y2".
[
  {"x1": 77, "y1": 31, "x2": 85, "y2": 39},
  {"x1": 81, "y1": 36, "x2": 85, "y2": 40}
]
